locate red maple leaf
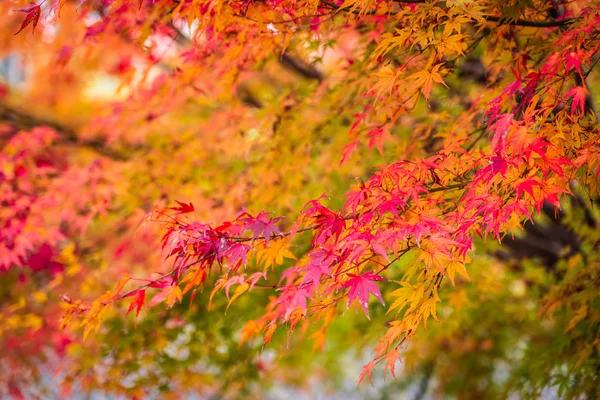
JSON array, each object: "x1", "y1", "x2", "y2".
[
  {"x1": 515, "y1": 178, "x2": 541, "y2": 199},
  {"x1": 14, "y1": 4, "x2": 41, "y2": 35},
  {"x1": 225, "y1": 243, "x2": 252, "y2": 269},
  {"x1": 340, "y1": 140, "x2": 359, "y2": 165},
  {"x1": 566, "y1": 86, "x2": 588, "y2": 115},
  {"x1": 276, "y1": 285, "x2": 312, "y2": 319},
  {"x1": 489, "y1": 113, "x2": 513, "y2": 155},
  {"x1": 342, "y1": 271, "x2": 386, "y2": 319},
  {"x1": 377, "y1": 197, "x2": 407, "y2": 218},
  {"x1": 303, "y1": 201, "x2": 346, "y2": 245},
  {"x1": 240, "y1": 211, "x2": 281, "y2": 246},
  {"x1": 565, "y1": 51, "x2": 585, "y2": 76},
  {"x1": 366, "y1": 126, "x2": 393, "y2": 155},
  {"x1": 126, "y1": 290, "x2": 146, "y2": 318},
  {"x1": 301, "y1": 249, "x2": 336, "y2": 291},
  {"x1": 169, "y1": 200, "x2": 195, "y2": 215}
]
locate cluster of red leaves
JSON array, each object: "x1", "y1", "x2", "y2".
[
  {"x1": 103, "y1": 103, "x2": 592, "y2": 371},
  {"x1": 0, "y1": 125, "x2": 117, "y2": 397},
  {"x1": 0, "y1": 127, "x2": 115, "y2": 271},
  {"x1": 43, "y1": 0, "x2": 600, "y2": 384}
]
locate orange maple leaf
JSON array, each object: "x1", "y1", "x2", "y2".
[{"x1": 409, "y1": 64, "x2": 448, "y2": 102}]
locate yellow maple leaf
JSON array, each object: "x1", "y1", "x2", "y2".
[
  {"x1": 409, "y1": 64, "x2": 448, "y2": 101},
  {"x1": 256, "y1": 239, "x2": 296, "y2": 271},
  {"x1": 446, "y1": 259, "x2": 471, "y2": 286},
  {"x1": 166, "y1": 286, "x2": 183, "y2": 308},
  {"x1": 387, "y1": 282, "x2": 425, "y2": 315},
  {"x1": 421, "y1": 295, "x2": 440, "y2": 328},
  {"x1": 226, "y1": 283, "x2": 249, "y2": 312}
]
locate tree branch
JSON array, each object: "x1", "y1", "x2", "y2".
[
  {"x1": 167, "y1": 21, "x2": 323, "y2": 82},
  {"x1": 484, "y1": 15, "x2": 577, "y2": 28},
  {"x1": 319, "y1": 0, "x2": 579, "y2": 28},
  {"x1": 0, "y1": 103, "x2": 134, "y2": 161},
  {"x1": 280, "y1": 53, "x2": 323, "y2": 81}
]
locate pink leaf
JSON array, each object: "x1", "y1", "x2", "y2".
[
  {"x1": 340, "y1": 140, "x2": 358, "y2": 165},
  {"x1": 341, "y1": 271, "x2": 386, "y2": 319},
  {"x1": 566, "y1": 86, "x2": 588, "y2": 115},
  {"x1": 240, "y1": 211, "x2": 281, "y2": 246},
  {"x1": 515, "y1": 179, "x2": 541, "y2": 199},
  {"x1": 14, "y1": 4, "x2": 41, "y2": 35}
]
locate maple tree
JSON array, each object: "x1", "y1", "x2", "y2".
[{"x1": 2, "y1": 0, "x2": 600, "y2": 397}]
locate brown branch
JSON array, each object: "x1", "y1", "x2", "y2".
[
  {"x1": 0, "y1": 102, "x2": 77, "y2": 138},
  {"x1": 107, "y1": 254, "x2": 214, "y2": 304},
  {"x1": 166, "y1": 20, "x2": 323, "y2": 82},
  {"x1": 483, "y1": 15, "x2": 578, "y2": 28},
  {"x1": 427, "y1": 181, "x2": 471, "y2": 193},
  {"x1": 466, "y1": 128, "x2": 486, "y2": 152},
  {"x1": 227, "y1": 215, "x2": 356, "y2": 243},
  {"x1": 319, "y1": 0, "x2": 579, "y2": 28},
  {"x1": 280, "y1": 53, "x2": 323, "y2": 81},
  {"x1": 0, "y1": 103, "x2": 134, "y2": 161},
  {"x1": 216, "y1": 182, "x2": 471, "y2": 243}
]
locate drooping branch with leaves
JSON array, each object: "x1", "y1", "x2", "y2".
[{"x1": 2, "y1": 0, "x2": 600, "y2": 397}]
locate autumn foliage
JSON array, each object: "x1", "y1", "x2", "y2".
[{"x1": 2, "y1": 0, "x2": 600, "y2": 398}]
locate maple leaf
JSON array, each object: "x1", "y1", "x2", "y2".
[
  {"x1": 515, "y1": 178, "x2": 541, "y2": 200},
  {"x1": 344, "y1": 183, "x2": 371, "y2": 213},
  {"x1": 276, "y1": 285, "x2": 312, "y2": 319},
  {"x1": 225, "y1": 243, "x2": 252, "y2": 269},
  {"x1": 247, "y1": 271, "x2": 268, "y2": 290},
  {"x1": 358, "y1": 360, "x2": 376, "y2": 386},
  {"x1": 388, "y1": 282, "x2": 423, "y2": 315},
  {"x1": 49, "y1": 0, "x2": 67, "y2": 16},
  {"x1": 165, "y1": 286, "x2": 183, "y2": 308},
  {"x1": 421, "y1": 294, "x2": 440, "y2": 328},
  {"x1": 111, "y1": 274, "x2": 130, "y2": 299},
  {"x1": 366, "y1": 126, "x2": 394, "y2": 155},
  {"x1": 408, "y1": 64, "x2": 448, "y2": 102},
  {"x1": 302, "y1": 249, "x2": 336, "y2": 291},
  {"x1": 475, "y1": 155, "x2": 510, "y2": 181},
  {"x1": 445, "y1": 259, "x2": 471, "y2": 287},
  {"x1": 240, "y1": 211, "x2": 282, "y2": 246},
  {"x1": 342, "y1": 271, "x2": 386, "y2": 319},
  {"x1": 565, "y1": 51, "x2": 585, "y2": 76},
  {"x1": 263, "y1": 323, "x2": 277, "y2": 345},
  {"x1": 169, "y1": 200, "x2": 195, "y2": 214},
  {"x1": 256, "y1": 240, "x2": 296, "y2": 270},
  {"x1": 305, "y1": 203, "x2": 346, "y2": 245},
  {"x1": 14, "y1": 4, "x2": 42, "y2": 35},
  {"x1": 566, "y1": 86, "x2": 588, "y2": 115},
  {"x1": 226, "y1": 282, "x2": 248, "y2": 312},
  {"x1": 147, "y1": 287, "x2": 170, "y2": 308},
  {"x1": 126, "y1": 290, "x2": 146, "y2": 318},
  {"x1": 383, "y1": 348, "x2": 401, "y2": 380},
  {"x1": 340, "y1": 140, "x2": 359, "y2": 165},
  {"x1": 489, "y1": 114, "x2": 513, "y2": 155},
  {"x1": 377, "y1": 197, "x2": 406, "y2": 218}
]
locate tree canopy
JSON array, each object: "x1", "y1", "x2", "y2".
[{"x1": 1, "y1": 0, "x2": 600, "y2": 398}]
